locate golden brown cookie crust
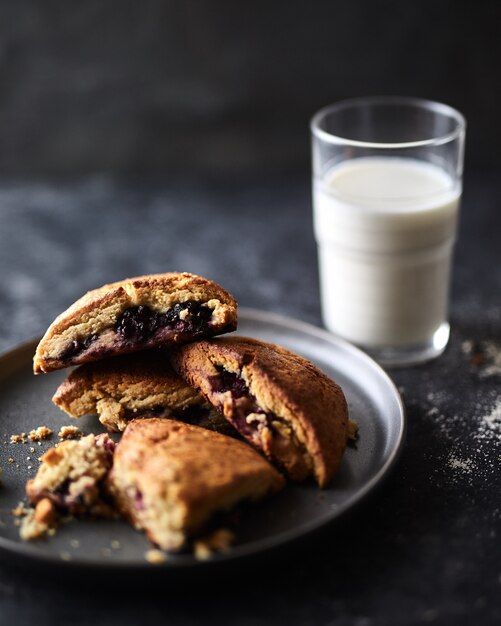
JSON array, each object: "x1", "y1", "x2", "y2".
[
  {"x1": 33, "y1": 272, "x2": 237, "y2": 374},
  {"x1": 52, "y1": 352, "x2": 208, "y2": 432},
  {"x1": 170, "y1": 336, "x2": 349, "y2": 487},
  {"x1": 108, "y1": 418, "x2": 285, "y2": 551}
]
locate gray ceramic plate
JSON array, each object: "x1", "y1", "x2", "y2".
[{"x1": 0, "y1": 308, "x2": 405, "y2": 570}]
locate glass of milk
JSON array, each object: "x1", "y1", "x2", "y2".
[{"x1": 311, "y1": 97, "x2": 465, "y2": 366}]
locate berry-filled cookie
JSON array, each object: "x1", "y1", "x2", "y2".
[
  {"x1": 52, "y1": 351, "x2": 235, "y2": 435},
  {"x1": 34, "y1": 272, "x2": 237, "y2": 373},
  {"x1": 108, "y1": 418, "x2": 285, "y2": 551},
  {"x1": 170, "y1": 337, "x2": 349, "y2": 487}
]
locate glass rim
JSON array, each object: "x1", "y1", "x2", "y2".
[{"x1": 310, "y1": 96, "x2": 466, "y2": 149}]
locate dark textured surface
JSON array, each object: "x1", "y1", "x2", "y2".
[
  {"x1": 0, "y1": 1, "x2": 499, "y2": 178},
  {"x1": 0, "y1": 169, "x2": 500, "y2": 624}
]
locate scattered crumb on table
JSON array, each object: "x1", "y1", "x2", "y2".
[
  {"x1": 347, "y1": 419, "x2": 359, "y2": 445},
  {"x1": 10, "y1": 434, "x2": 26, "y2": 444},
  {"x1": 145, "y1": 549, "x2": 167, "y2": 564},
  {"x1": 28, "y1": 426, "x2": 53, "y2": 442},
  {"x1": 194, "y1": 528, "x2": 235, "y2": 561},
  {"x1": 58, "y1": 426, "x2": 82, "y2": 439},
  {"x1": 11, "y1": 502, "x2": 29, "y2": 517}
]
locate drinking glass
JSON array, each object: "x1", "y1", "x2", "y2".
[{"x1": 311, "y1": 96, "x2": 466, "y2": 366}]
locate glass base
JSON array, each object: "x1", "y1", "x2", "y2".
[{"x1": 358, "y1": 322, "x2": 450, "y2": 368}]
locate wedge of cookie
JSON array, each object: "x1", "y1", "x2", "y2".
[
  {"x1": 108, "y1": 418, "x2": 285, "y2": 551},
  {"x1": 170, "y1": 337, "x2": 349, "y2": 487},
  {"x1": 34, "y1": 272, "x2": 237, "y2": 374},
  {"x1": 52, "y1": 351, "x2": 235, "y2": 435}
]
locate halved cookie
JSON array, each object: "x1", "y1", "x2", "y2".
[
  {"x1": 170, "y1": 337, "x2": 349, "y2": 487},
  {"x1": 108, "y1": 418, "x2": 285, "y2": 551},
  {"x1": 33, "y1": 272, "x2": 237, "y2": 373},
  {"x1": 52, "y1": 351, "x2": 235, "y2": 435}
]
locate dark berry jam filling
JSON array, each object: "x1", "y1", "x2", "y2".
[
  {"x1": 50, "y1": 479, "x2": 88, "y2": 512},
  {"x1": 98, "y1": 435, "x2": 116, "y2": 460},
  {"x1": 51, "y1": 478, "x2": 71, "y2": 510},
  {"x1": 210, "y1": 370, "x2": 248, "y2": 398},
  {"x1": 60, "y1": 301, "x2": 213, "y2": 363},
  {"x1": 60, "y1": 333, "x2": 99, "y2": 362},
  {"x1": 208, "y1": 368, "x2": 271, "y2": 440},
  {"x1": 116, "y1": 301, "x2": 212, "y2": 342},
  {"x1": 134, "y1": 488, "x2": 145, "y2": 511}
]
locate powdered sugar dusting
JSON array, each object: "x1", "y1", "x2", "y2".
[
  {"x1": 462, "y1": 340, "x2": 501, "y2": 379},
  {"x1": 419, "y1": 345, "x2": 501, "y2": 487},
  {"x1": 447, "y1": 454, "x2": 474, "y2": 473},
  {"x1": 477, "y1": 399, "x2": 501, "y2": 440}
]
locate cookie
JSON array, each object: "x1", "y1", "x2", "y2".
[
  {"x1": 108, "y1": 418, "x2": 285, "y2": 551},
  {"x1": 33, "y1": 272, "x2": 237, "y2": 373},
  {"x1": 170, "y1": 336, "x2": 349, "y2": 487},
  {"x1": 52, "y1": 351, "x2": 235, "y2": 434},
  {"x1": 26, "y1": 433, "x2": 115, "y2": 517}
]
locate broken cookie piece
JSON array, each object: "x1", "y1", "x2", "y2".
[
  {"x1": 52, "y1": 351, "x2": 236, "y2": 435},
  {"x1": 26, "y1": 433, "x2": 115, "y2": 521},
  {"x1": 33, "y1": 272, "x2": 237, "y2": 373},
  {"x1": 170, "y1": 336, "x2": 349, "y2": 487},
  {"x1": 108, "y1": 418, "x2": 284, "y2": 551}
]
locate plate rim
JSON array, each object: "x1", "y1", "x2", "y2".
[{"x1": 0, "y1": 308, "x2": 406, "y2": 571}]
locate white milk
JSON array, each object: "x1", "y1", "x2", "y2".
[{"x1": 313, "y1": 157, "x2": 461, "y2": 347}]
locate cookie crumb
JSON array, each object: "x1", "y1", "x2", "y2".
[
  {"x1": 10, "y1": 434, "x2": 26, "y2": 444},
  {"x1": 194, "y1": 528, "x2": 235, "y2": 561},
  {"x1": 28, "y1": 426, "x2": 53, "y2": 442},
  {"x1": 110, "y1": 540, "x2": 121, "y2": 550},
  {"x1": 347, "y1": 419, "x2": 359, "y2": 445},
  {"x1": 12, "y1": 502, "x2": 29, "y2": 517},
  {"x1": 58, "y1": 426, "x2": 82, "y2": 439},
  {"x1": 145, "y1": 549, "x2": 167, "y2": 564},
  {"x1": 7, "y1": 458, "x2": 14, "y2": 464},
  {"x1": 19, "y1": 513, "x2": 46, "y2": 539}
]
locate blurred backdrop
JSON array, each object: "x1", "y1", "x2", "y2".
[{"x1": 0, "y1": 0, "x2": 498, "y2": 180}]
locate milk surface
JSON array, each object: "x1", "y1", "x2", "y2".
[{"x1": 313, "y1": 157, "x2": 461, "y2": 347}]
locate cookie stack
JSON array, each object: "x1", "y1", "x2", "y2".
[{"x1": 29, "y1": 272, "x2": 349, "y2": 552}]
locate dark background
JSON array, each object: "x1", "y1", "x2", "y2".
[
  {"x1": 1, "y1": 3, "x2": 501, "y2": 626},
  {"x1": 0, "y1": 0, "x2": 499, "y2": 180}
]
